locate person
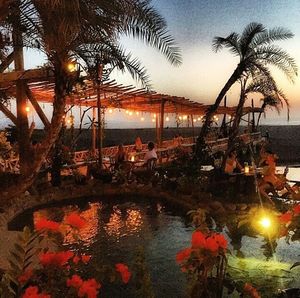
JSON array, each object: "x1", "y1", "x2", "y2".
[
  {"x1": 135, "y1": 136, "x2": 143, "y2": 152},
  {"x1": 144, "y1": 141, "x2": 157, "y2": 163},
  {"x1": 115, "y1": 144, "x2": 127, "y2": 169},
  {"x1": 224, "y1": 150, "x2": 243, "y2": 174}
]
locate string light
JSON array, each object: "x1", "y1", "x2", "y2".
[
  {"x1": 108, "y1": 109, "x2": 113, "y2": 114},
  {"x1": 25, "y1": 106, "x2": 30, "y2": 113},
  {"x1": 136, "y1": 111, "x2": 139, "y2": 115},
  {"x1": 153, "y1": 114, "x2": 156, "y2": 118},
  {"x1": 197, "y1": 117, "x2": 201, "y2": 121},
  {"x1": 129, "y1": 111, "x2": 133, "y2": 116},
  {"x1": 166, "y1": 116, "x2": 169, "y2": 122},
  {"x1": 179, "y1": 116, "x2": 182, "y2": 120},
  {"x1": 141, "y1": 117, "x2": 145, "y2": 121},
  {"x1": 183, "y1": 115, "x2": 187, "y2": 120},
  {"x1": 151, "y1": 118, "x2": 155, "y2": 122},
  {"x1": 193, "y1": 118, "x2": 197, "y2": 123},
  {"x1": 125, "y1": 110, "x2": 129, "y2": 114},
  {"x1": 67, "y1": 62, "x2": 76, "y2": 72}
]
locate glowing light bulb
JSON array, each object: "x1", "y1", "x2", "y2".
[
  {"x1": 166, "y1": 116, "x2": 169, "y2": 122},
  {"x1": 67, "y1": 62, "x2": 76, "y2": 72},
  {"x1": 136, "y1": 111, "x2": 139, "y2": 115},
  {"x1": 25, "y1": 106, "x2": 30, "y2": 113},
  {"x1": 129, "y1": 111, "x2": 133, "y2": 116},
  {"x1": 179, "y1": 116, "x2": 182, "y2": 120},
  {"x1": 193, "y1": 118, "x2": 197, "y2": 122},
  {"x1": 259, "y1": 217, "x2": 271, "y2": 229},
  {"x1": 152, "y1": 118, "x2": 155, "y2": 122},
  {"x1": 183, "y1": 115, "x2": 187, "y2": 120},
  {"x1": 140, "y1": 117, "x2": 145, "y2": 121},
  {"x1": 125, "y1": 110, "x2": 129, "y2": 114},
  {"x1": 153, "y1": 114, "x2": 156, "y2": 118},
  {"x1": 228, "y1": 115, "x2": 232, "y2": 120},
  {"x1": 131, "y1": 155, "x2": 135, "y2": 162},
  {"x1": 197, "y1": 117, "x2": 201, "y2": 121},
  {"x1": 108, "y1": 109, "x2": 113, "y2": 114}
]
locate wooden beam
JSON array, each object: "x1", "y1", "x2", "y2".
[
  {"x1": 0, "y1": 102, "x2": 17, "y2": 125},
  {"x1": 26, "y1": 85, "x2": 50, "y2": 128},
  {"x1": 0, "y1": 52, "x2": 14, "y2": 73},
  {"x1": 0, "y1": 68, "x2": 54, "y2": 84},
  {"x1": 159, "y1": 100, "x2": 165, "y2": 147},
  {"x1": 92, "y1": 107, "x2": 96, "y2": 152}
]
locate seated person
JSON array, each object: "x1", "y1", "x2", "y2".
[
  {"x1": 144, "y1": 141, "x2": 157, "y2": 169},
  {"x1": 224, "y1": 150, "x2": 243, "y2": 174},
  {"x1": 134, "y1": 136, "x2": 143, "y2": 152},
  {"x1": 115, "y1": 144, "x2": 127, "y2": 169}
]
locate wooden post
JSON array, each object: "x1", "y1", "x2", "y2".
[
  {"x1": 92, "y1": 107, "x2": 96, "y2": 153},
  {"x1": 0, "y1": 52, "x2": 14, "y2": 73},
  {"x1": 159, "y1": 100, "x2": 165, "y2": 147},
  {"x1": 13, "y1": 4, "x2": 31, "y2": 175},
  {"x1": 26, "y1": 85, "x2": 50, "y2": 128},
  {"x1": 155, "y1": 112, "x2": 159, "y2": 145},
  {"x1": 96, "y1": 62, "x2": 103, "y2": 168},
  {"x1": 251, "y1": 99, "x2": 255, "y2": 132},
  {"x1": 191, "y1": 114, "x2": 195, "y2": 142}
]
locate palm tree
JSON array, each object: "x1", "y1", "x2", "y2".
[
  {"x1": 0, "y1": 0, "x2": 181, "y2": 200},
  {"x1": 196, "y1": 22, "x2": 297, "y2": 157},
  {"x1": 225, "y1": 74, "x2": 289, "y2": 160}
]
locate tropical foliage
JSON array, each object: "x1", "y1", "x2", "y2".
[
  {"x1": 0, "y1": 0, "x2": 181, "y2": 199},
  {"x1": 197, "y1": 22, "x2": 297, "y2": 157}
]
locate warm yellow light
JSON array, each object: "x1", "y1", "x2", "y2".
[
  {"x1": 153, "y1": 114, "x2": 156, "y2": 118},
  {"x1": 259, "y1": 217, "x2": 271, "y2": 229},
  {"x1": 183, "y1": 115, "x2": 187, "y2": 120},
  {"x1": 67, "y1": 62, "x2": 76, "y2": 72},
  {"x1": 25, "y1": 106, "x2": 30, "y2": 113},
  {"x1": 141, "y1": 117, "x2": 144, "y2": 121},
  {"x1": 136, "y1": 111, "x2": 139, "y2": 115},
  {"x1": 193, "y1": 118, "x2": 197, "y2": 123},
  {"x1": 198, "y1": 117, "x2": 202, "y2": 121},
  {"x1": 166, "y1": 116, "x2": 169, "y2": 122},
  {"x1": 129, "y1": 111, "x2": 133, "y2": 116},
  {"x1": 215, "y1": 117, "x2": 219, "y2": 121},
  {"x1": 108, "y1": 109, "x2": 113, "y2": 114},
  {"x1": 152, "y1": 118, "x2": 155, "y2": 122},
  {"x1": 179, "y1": 116, "x2": 182, "y2": 120},
  {"x1": 228, "y1": 115, "x2": 232, "y2": 120},
  {"x1": 66, "y1": 118, "x2": 71, "y2": 124},
  {"x1": 131, "y1": 155, "x2": 135, "y2": 162},
  {"x1": 125, "y1": 110, "x2": 129, "y2": 114}
]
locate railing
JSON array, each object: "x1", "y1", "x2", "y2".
[{"x1": 0, "y1": 133, "x2": 262, "y2": 172}]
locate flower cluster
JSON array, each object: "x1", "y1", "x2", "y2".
[
  {"x1": 278, "y1": 204, "x2": 300, "y2": 225},
  {"x1": 176, "y1": 230, "x2": 227, "y2": 265},
  {"x1": 243, "y1": 283, "x2": 261, "y2": 298},
  {"x1": 39, "y1": 251, "x2": 74, "y2": 267},
  {"x1": 67, "y1": 275, "x2": 101, "y2": 298},
  {"x1": 22, "y1": 286, "x2": 50, "y2": 298},
  {"x1": 115, "y1": 263, "x2": 131, "y2": 283},
  {"x1": 34, "y1": 218, "x2": 60, "y2": 233}
]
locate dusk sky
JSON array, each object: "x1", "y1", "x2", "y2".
[{"x1": 4, "y1": 0, "x2": 300, "y2": 128}]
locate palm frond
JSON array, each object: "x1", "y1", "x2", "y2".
[
  {"x1": 251, "y1": 27, "x2": 294, "y2": 47},
  {"x1": 212, "y1": 32, "x2": 240, "y2": 56}
]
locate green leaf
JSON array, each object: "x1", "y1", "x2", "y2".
[{"x1": 290, "y1": 262, "x2": 300, "y2": 270}]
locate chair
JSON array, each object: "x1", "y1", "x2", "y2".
[{"x1": 146, "y1": 158, "x2": 157, "y2": 171}]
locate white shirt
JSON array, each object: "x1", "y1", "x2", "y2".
[{"x1": 144, "y1": 149, "x2": 157, "y2": 162}]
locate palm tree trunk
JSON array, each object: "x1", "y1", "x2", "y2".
[
  {"x1": 0, "y1": 57, "x2": 68, "y2": 201},
  {"x1": 196, "y1": 64, "x2": 244, "y2": 157}
]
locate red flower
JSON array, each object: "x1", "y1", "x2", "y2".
[
  {"x1": 22, "y1": 286, "x2": 50, "y2": 298},
  {"x1": 39, "y1": 251, "x2": 74, "y2": 267},
  {"x1": 18, "y1": 268, "x2": 33, "y2": 284},
  {"x1": 244, "y1": 283, "x2": 261, "y2": 298},
  {"x1": 35, "y1": 218, "x2": 60, "y2": 232},
  {"x1": 115, "y1": 263, "x2": 132, "y2": 284},
  {"x1": 78, "y1": 278, "x2": 101, "y2": 298},
  {"x1": 81, "y1": 255, "x2": 91, "y2": 264},
  {"x1": 191, "y1": 231, "x2": 206, "y2": 249},
  {"x1": 176, "y1": 248, "x2": 192, "y2": 263},
  {"x1": 293, "y1": 204, "x2": 300, "y2": 216},
  {"x1": 278, "y1": 212, "x2": 292, "y2": 224},
  {"x1": 73, "y1": 255, "x2": 80, "y2": 264},
  {"x1": 213, "y1": 233, "x2": 227, "y2": 250},
  {"x1": 67, "y1": 274, "x2": 83, "y2": 288},
  {"x1": 205, "y1": 236, "x2": 219, "y2": 252},
  {"x1": 65, "y1": 212, "x2": 86, "y2": 229}
]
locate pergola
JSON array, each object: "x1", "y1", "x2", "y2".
[{"x1": 0, "y1": 68, "x2": 262, "y2": 149}]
